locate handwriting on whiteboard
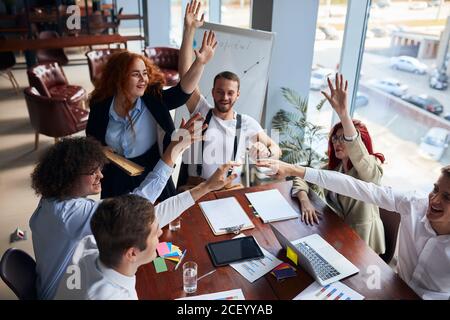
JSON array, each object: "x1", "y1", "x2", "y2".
[{"x1": 218, "y1": 39, "x2": 253, "y2": 51}]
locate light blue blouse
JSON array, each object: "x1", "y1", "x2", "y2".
[{"x1": 105, "y1": 97, "x2": 157, "y2": 158}]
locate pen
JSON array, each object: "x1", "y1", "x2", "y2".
[
  {"x1": 175, "y1": 249, "x2": 187, "y2": 270},
  {"x1": 197, "y1": 269, "x2": 217, "y2": 282}
]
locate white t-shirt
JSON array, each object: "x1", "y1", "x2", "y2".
[
  {"x1": 183, "y1": 95, "x2": 263, "y2": 181},
  {"x1": 54, "y1": 236, "x2": 138, "y2": 300}
]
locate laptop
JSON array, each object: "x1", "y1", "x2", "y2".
[{"x1": 270, "y1": 224, "x2": 359, "y2": 286}]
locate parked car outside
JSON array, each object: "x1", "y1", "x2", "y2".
[
  {"x1": 419, "y1": 127, "x2": 449, "y2": 161},
  {"x1": 371, "y1": 27, "x2": 388, "y2": 38},
  {"x1": 355, "y1": 92, "x2": 369, "y2": 108},
  {"x1": 310, "y1": 68, "x2": 335, "y2": 91},
  {"x1": 409, "y1": 1, "x2": 427, "y2": 10},
  {"x1": 429, "y1": 67, "x2": 448, "y2": 90},
  {"x1": 318, "y1": 25, "x2": 339, "y2": 40},
  {"x1": 390, "y1": 56, "x2": 428, "y2": 74},
  {"x1": 401, "y1": 94, "x2": 443, "y2": 115},
  {"x1": 371, "y1": 78, "x2": 408, "y2": 96}
]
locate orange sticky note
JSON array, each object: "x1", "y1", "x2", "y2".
[{"x1": 286, "y1": 246, "x2": 298, "y2": 265}]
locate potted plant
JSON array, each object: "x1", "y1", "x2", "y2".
[{"x1": 271, "y1": 87, "x2": 329, "y2": 169}]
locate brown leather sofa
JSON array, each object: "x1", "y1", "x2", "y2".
[
  {"x1": 85, "y1": 48, "x2": 124, "y2": 84},
  {"x1": 24, "y1": 87, "x2": 89, "y2": 150},
  {"x1": 27, "y1": 62, "x2": 86, "y2": 110},
  {"x1": 143, "y1": 47, "x2": 180, "y2": 86},
  {"x1": 36, "y1": 31, "x2": 69, "y2": 66}
]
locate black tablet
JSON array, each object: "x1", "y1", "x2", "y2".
[{"x1": 206, "y1": 236, "x2": 265, "y2": 267}]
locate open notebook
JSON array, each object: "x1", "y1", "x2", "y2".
[
  {"x1": 245, "y1": 189, "x2": 300, "y2": 223},
  {"x1": 198, "y1": 197, "x2": 254, "y2": 235}
]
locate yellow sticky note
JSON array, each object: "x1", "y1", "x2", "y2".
[
  {"x1": 286, "y1": 246, "x2": 298, "y2": 265},
  {"x1": 165, "y1": 257, "x2": 180, "y2": 262}
]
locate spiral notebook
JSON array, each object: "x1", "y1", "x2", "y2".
[{"x1": 198, "y1": 197, "x2": 254, "y2": 235}]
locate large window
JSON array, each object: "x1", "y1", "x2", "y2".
[
  {"x1": 170, "y1": 0, "x2": 251, "y2": 46},
  {"x1": 307, "y1": 0, "x2": 349, "y2": 155},
  {"x1": 353, "y1": 0, "x2": 450, "y2": 192},
  {"x1": 221, "y1": 0, "x2": 251, "y2": 28}
]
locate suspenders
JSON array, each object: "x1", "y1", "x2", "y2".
[{"x1": 196, "y1": 109, "x2": 242, "y2": 176}]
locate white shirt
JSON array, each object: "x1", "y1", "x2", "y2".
[
  {"x1": 183, "y1": 95, "x2": 263, "y2": 181},
  {"x1": 54, "y1": 236, "x2": 138, "y2": 300},
  {"x1": 304, "y1": 168, "x2": 450, "y2": 300}
]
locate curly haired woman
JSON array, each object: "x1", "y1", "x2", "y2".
[
  {"x1": 86, "y1": 30, "x2": 217, "y2": 200},
  {"x1": 291, "y1": 73, "x2": 386, "y2": 254}
]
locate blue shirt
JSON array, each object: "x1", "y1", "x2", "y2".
[
  {"x1": 105, "y1": 97, "x2": 157, "y2": 158},
  {"x1": 30, "y1": 160, "x2": 173, "y2": 300}
]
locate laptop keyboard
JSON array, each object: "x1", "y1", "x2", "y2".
[{"x1": 295, "y1": 242, "x2": 341, "y2": 281}]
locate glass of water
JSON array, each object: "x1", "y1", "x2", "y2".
[
  {"x1": 169, "y1": 217, "x2": 181, "y2": 231},
  {"x1": 183, "y1": 261, "x2": 197, "y2": 294}
]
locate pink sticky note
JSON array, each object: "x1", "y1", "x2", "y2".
[{"x1": 156, "y1": 242, "x2": 170, "y2": 256}]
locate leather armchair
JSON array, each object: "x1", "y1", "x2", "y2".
[
  {"x1": 143, "y1": 47, "x2": 180, "y2": 86},
  {"x1": 24, "y1": 87, "x2": 89, "y2": 150},
  {"x1": 36, "y1": 31, "x2": 69, "y2": 66},
  {"x1": 85, "y1": 48, "x2": 124, "y2": 84},
  {"x1": 27, "y1": 62, "x2": 86, "y2": 110}
]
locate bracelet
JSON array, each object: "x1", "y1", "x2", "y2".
[{"x1": 343, "y1": 131, "x2": 359, "y2": 142}]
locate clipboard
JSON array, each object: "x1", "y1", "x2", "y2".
[
  {"x1": 103, "y1": 149, "x2": 145, "y2": 176},
  {"x1": 198, "y1": 197, "x2": 254, "y2": 236}
]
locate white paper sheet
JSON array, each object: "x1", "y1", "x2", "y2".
[
  {"x1": 198, "y1": 197, "x2": 254, "y2": 235},
  {"x1": 245, "y1": 189, "x2": 300, "y2": 223},
  {"x1": 293, "y1": 281, "x2": 365, "y2": 300},
  {"x1": 229, "y1": 234, "x2": 282, "y2": 283},
  {"x1": 176, "y1": 289, "x2": 245, "y2": 300}
]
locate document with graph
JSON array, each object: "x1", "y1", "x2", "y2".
[
  {"x1": 293, "y1": 281, "x2": 364, "y2": 300},
  {"x1": 176, "y1": 289, "x2": 245, "y2": 300},
  {"x1": 229, "y1": 234, "x2": 282, "y2": 283}
]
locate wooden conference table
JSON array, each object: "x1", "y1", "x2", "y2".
[{"x1": 136, "y1": 181, "x2": 419, "y2": 300}]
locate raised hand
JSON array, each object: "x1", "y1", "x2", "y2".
[
  {"x1": 321, "y1": 73, "x2": 348, "y2": 118},
  {"x1": 184, "y1": 0, "x2": 204, "y2": 29},
  {"x1": 194, "y1": 30, "x2": 218, "y2": 65},
  {"x1": 163, "y1": 113, "x2": 206, "y2": 166}
]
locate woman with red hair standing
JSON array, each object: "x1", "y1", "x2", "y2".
[
  {"x1": 86, "y1": 31, "x2": 217, "y2": 200},
  {"x1": 291, "y1": 73, "x2": 386, "y2": 254}
]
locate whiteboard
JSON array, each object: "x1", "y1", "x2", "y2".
[{"x1": 174, "y1": 22, "x2": 274, "y2": 126}]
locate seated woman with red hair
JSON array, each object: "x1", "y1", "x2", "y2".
[{"x1": 291, "y1": 73, "x2": 386, "y2": 254}]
